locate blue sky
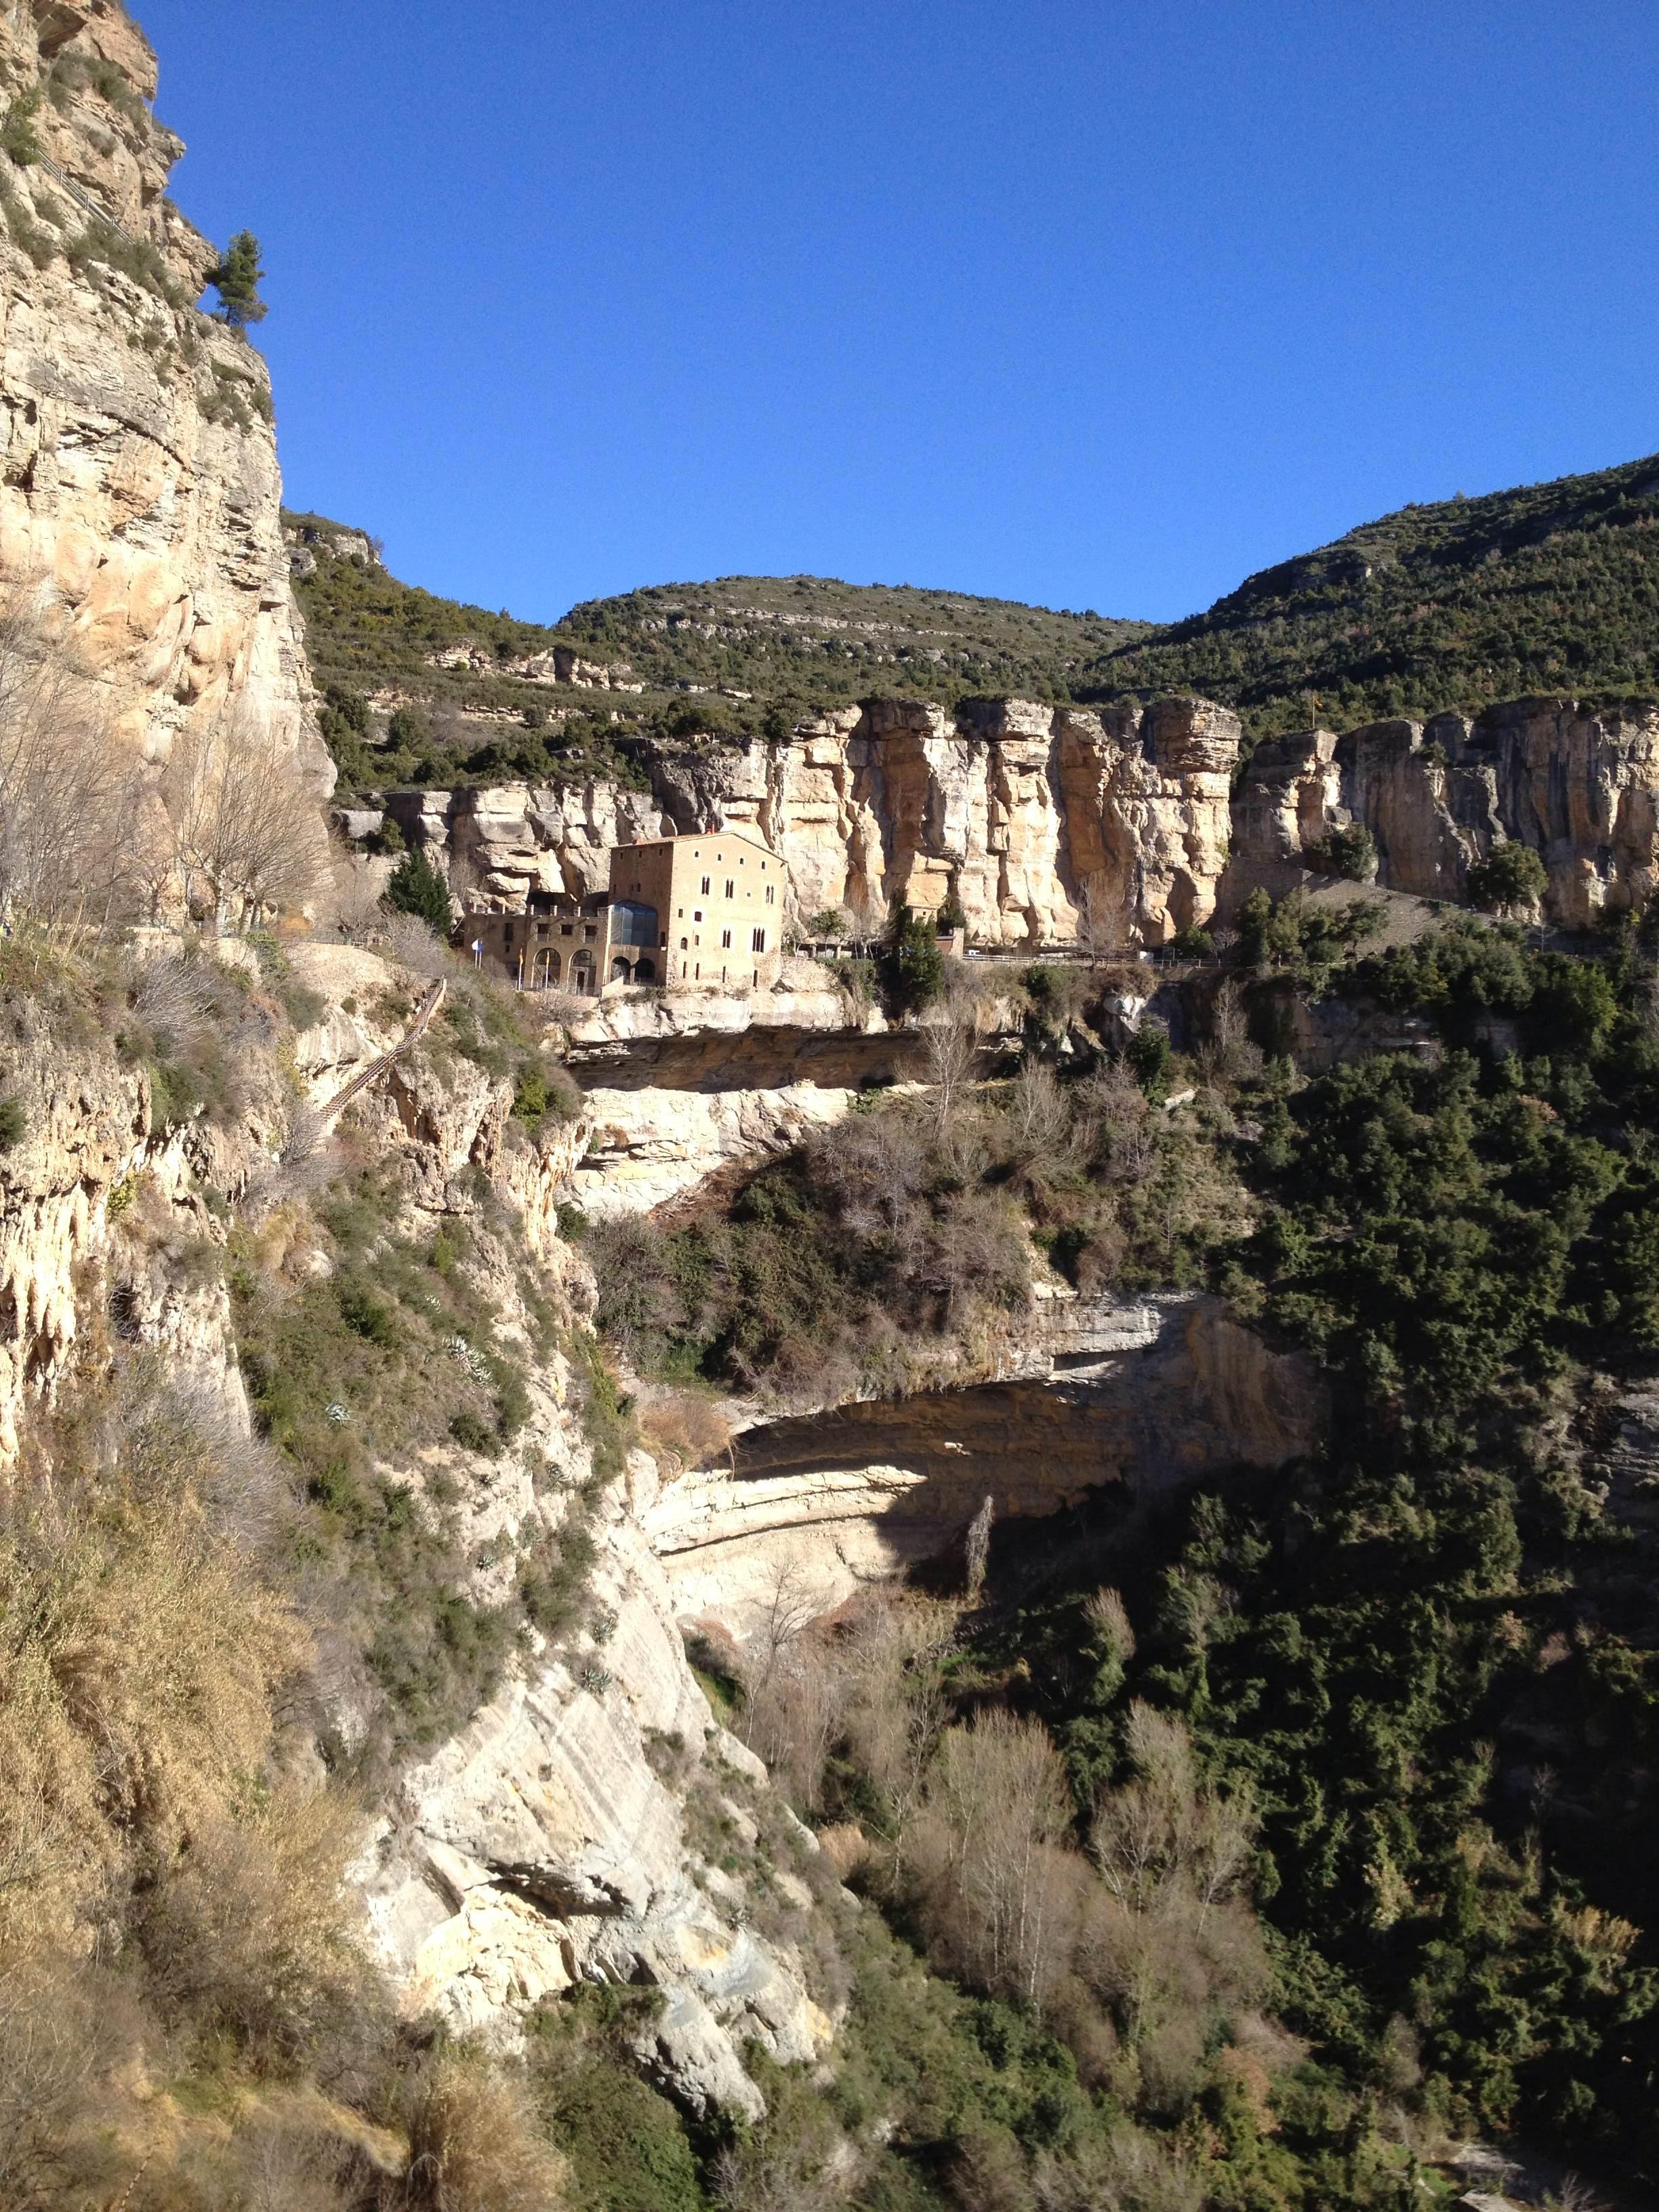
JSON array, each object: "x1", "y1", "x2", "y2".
[{"x1": 138, "y1": 0, "x2": 1658, "y2": 626}]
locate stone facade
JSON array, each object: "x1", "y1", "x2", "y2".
[{"x1": 472, "y1": 825, "x2": 787, "y2": 996}]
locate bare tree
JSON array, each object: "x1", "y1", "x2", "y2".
[
  {"x1": 922, "y1": 1005, "x2": 978, "y2": 1132},
  {"x1": 1090, "y1": 1702, "x2": 1256, "y2": 1929},
  {"x1": 164, "y1": 705, "x2": 325, "y2": 932},
  {"x1": 915, "y1": 1709, "x2": 1081, "y2": 2009},
  {"x1": 964, "y1": 1494, "x2": 995, "y2": 1602},
  {"x1": 0, "y1": 592, "x2": 148, "y2": 940},
  {"x1": 316, "y1": 845, "x2": 387, "y2": 941},
  {"x1": 1075, "y1": 877, "x2": 1120, "y2": 958}
]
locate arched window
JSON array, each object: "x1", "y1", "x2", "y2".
[
  {"x1": 610, "y1": 956, "x2": 632, "y2": 983},
  {"x1": 635, "y1": 957, "x2": 656, "y2": 983},
  {"x1": 531, "y1": 947, "x2": 561, "y2": 989}
]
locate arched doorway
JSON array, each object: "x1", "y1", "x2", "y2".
[
  {"x1": 531, "y1": 947, "x2": 561, "y2": 990},
  {"x1": 610, "y1": 956, "x2": 632, "y2": 983},
  {"x1": 570, "y1": 952, "x2": 596, "y2": 995},
  {"x1": 634, "y1": 957, "x2": 656, "y2": 983}
]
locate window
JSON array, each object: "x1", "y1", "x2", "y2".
[
  {"x1": 676, "y1": 907, "x2": 683, "y2": 918},
  {"x1": 693, "y1": 909, "x2": 703, "y2": 923},
  {"x1": 724, "y1": 878, "x2": 734, "y2": 899},
  {"x1": 560, "y1": 924, "x2": 573, "y2": 937},
  {"x1": 765, "y1": 884, "x2": 775, "y2": 905},
  {"x1": 680, "y1": 937, "x2": 689, "y2": 951},
  {"x1": 701, "y1": 876, "x2": 710, "y2": 895},
  {"x1": 720, "y1": 928, "x2": 731, "y2": 948},
  {"x1": 752, "y1": 927, "x2": 766, "y2": 953}
]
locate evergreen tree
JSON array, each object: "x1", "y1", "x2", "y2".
[
  {"x1": 385, "y1": 849, "x2": 451, "y2": 935},
  {"x1": 208, "y1": 230, "x2": 268, "y2": 331},
  {"x1": 878, "y1": 901, "x2": 945, "y2": 1017}
]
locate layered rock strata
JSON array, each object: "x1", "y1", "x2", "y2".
[
  {"x1": 0, "y1": 0, "x2": 328, "y2": 783},
  {"x1": 389, "y1": 691, "x2": 1659, "y2": 950},
  {"x1": 647, "y1": 1291, "x2": 1324, "y2": 1635},
  {"x1": 392, "y1": 695, "x2": 1243, "y2": 949}
]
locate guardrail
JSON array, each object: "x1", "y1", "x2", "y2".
[
  {"x1": 313, "y1": 978, "x2": 445, "y2": 1128},
  {"x1": 35, "y1": 153, "x2": 131, "y2": 243}
]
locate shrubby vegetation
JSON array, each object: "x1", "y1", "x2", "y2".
[
  {"x1": 583, "y1": 903, "x2": 1659, "y2": 2200},
  {"x1": 296, "y1": 454, "x2": 1659, "y2": 790},
  {"x1": 591, "y1": 1029, "x2": 1244, "y2": 1403},
  {"x1": 1086, "y1": 451, "x2": 1659, "y2": 746}
]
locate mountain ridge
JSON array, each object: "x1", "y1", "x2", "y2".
[{"x1": 290, "y1": 447, "x2": 1659, "y2": 783}]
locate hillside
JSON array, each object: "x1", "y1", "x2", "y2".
[
  {"x1": 1087, "y1": 449, "x2": 1659, "y2": 743},
  {"x1": 293, "y1": 451, "x2": 1659, "y2": 793},
  {"x1": 286, "y1": 518, "x2": 1150, "y2": 793},
  {"x1": 554, "y1": 572, "x2": 1150, "y2": 710}
]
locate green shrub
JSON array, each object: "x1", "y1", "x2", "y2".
[
  {"x1": 448, "y1": 1408, "x2": 498, "y2": 1456},
  {"x1": 1308, "y1": 821, "x2": 1377, "y2": 880},
  {"x1": 877, "y1": 902, "x2": 944, "y2": 1017},
  {"x1": 1468, "y1": 838, "x2": 1549, "y2": 911},
  {"x1": 0, "y1": 1094, "x2": 25, "y2": 1149},
  {"x1": 1, "y1": 87, "x2": 43, "y2": 163},
  {"x1": 1169, "y1": 923, "x2": 1215, "y2": 958},
  {"x1": 0, "y1": 185, "x2": 56, "y2": 267},
  {"x1": 385, "y1": 848, "x2": 453, "y2": 933},
  {"x1": 1126, "y1": 1023, "x2": 1172, "y2": 1097}
]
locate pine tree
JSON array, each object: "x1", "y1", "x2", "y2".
[
  {"x1": 208, "y1": 230, "x2": 268, "y2": 331},
  {"x1": 385, "y1": 850, "x2": 452, "y2": 935}
]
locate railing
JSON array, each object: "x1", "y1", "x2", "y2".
[
  {"x1": 35, "y1": 152, "x2": 132, "y2": 243},
  {"x1": 313, "y1": 979, "x2": 445, "y2": 1128}
]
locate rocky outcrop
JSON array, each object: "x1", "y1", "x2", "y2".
[
  {"x1": 647, "y1": 1290, "x2": 1324, "y2": 1635},
  {"x1": 359, "y1": 1455, "x2": 834, "y2": 2118},
  {"x1": 574, "y1": 1080, "x2": 859, "y2": 1218},
  {"x1": 398, "y1": 688, "x2": 1659, "y2": 947},
  {"x1": 0, "y1": 1, "x2": 329, "y2": 786},
  {"x1": 1227, "y1": 699, "x2": 1659, "y2": 927},
  {"x1": 409, "y1": 696, "x2": 1242, "y2": 949}
]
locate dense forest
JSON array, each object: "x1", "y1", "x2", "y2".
[{"x1": 579, "y1": 903, "x2": 1659, "y2": 2207}]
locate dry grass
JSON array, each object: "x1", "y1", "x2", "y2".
[
  {"x1": 403, "y1": 2052, "x2": 571, "y2": 2211},
  {"x1": 636, "y1": 1386, "x2": 733, "y2": 1476}
]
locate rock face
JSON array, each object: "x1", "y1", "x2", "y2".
[
  {"x1": 0, "y1": 1, "x2": 329, "y2": 785},
  {"x1": 360, "y1": 1456, "x2": 834, "y2": 2121},
  {"x1": 403, "y1": 689, "x2": 1659, "y2": 946},
  {"x1": 574, "y1": 1080, "x2": 859, "y2": 1219},
  {"x1": 412, "y1": 696, "x2": 1242, "y2": 949},
  {"x1": 1227, "y1": 699, "x2": 1659, "y2": 926},
  {"x1": 648, "y1": 1291, "x2": 1324, "y2": 1635}
]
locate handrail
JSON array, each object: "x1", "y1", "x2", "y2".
[
  {"x1": 35, "y1": 152, "x2": 132, "y2": 242},
  {"x1": 312, "y1": 978, "x2": 445, "y2": 1128}
]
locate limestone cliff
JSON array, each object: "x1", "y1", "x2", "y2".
[
  {"x1": 380, "y1": 689, "x2": 1659, "y2": 945},
  {"x1": 391, "y1": 693, "x2": 1242, "y2": 950},
  {"x1": 1227, "y1": 697, "x2": 1659, "y2": 926},
  {"x1": 0, "y1": 1, "x2": 328, "y2": 784},
  {"x1": 647, "y1": 1291, "x2": 1324, "y2": 1636},
  {"x1": 0, "y1": 935, "x2": 834, "y2": 2114}
]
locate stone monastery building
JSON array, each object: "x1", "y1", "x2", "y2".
[{"x1": 475, "y1": 828, "x2": 785, "y2": 995}]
